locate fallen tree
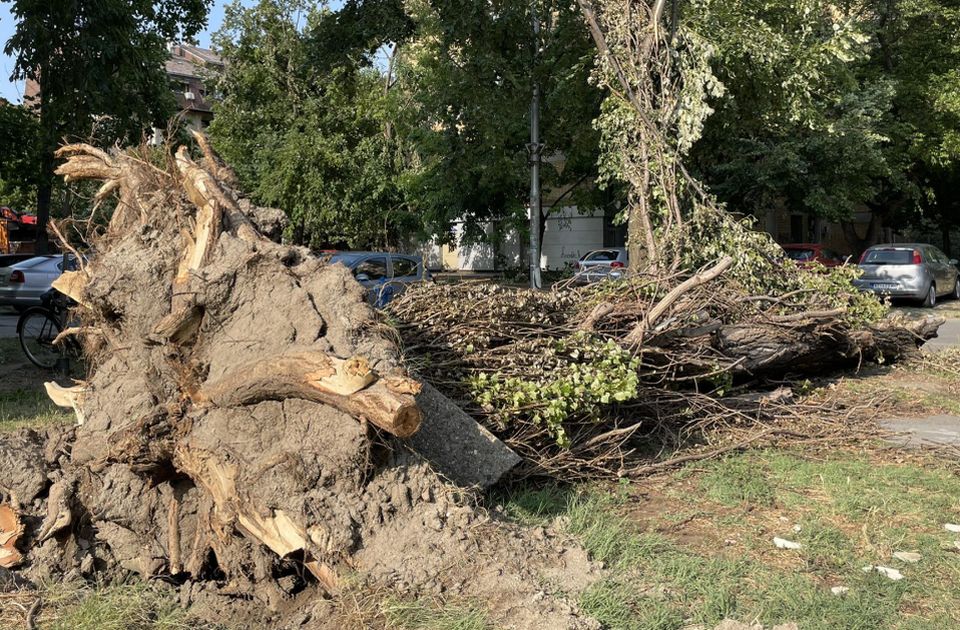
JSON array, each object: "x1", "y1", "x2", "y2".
[{"x1": 389, "y1": 264, "x2": 942, "y2": 479}]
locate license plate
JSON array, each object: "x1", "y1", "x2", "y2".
[{"x1": 872, "y1": 283, "x2": 898, "y2": 290}]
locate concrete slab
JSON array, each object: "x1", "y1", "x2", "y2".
[
  {"x1": 881, "y1": 415, "x2": 960, "y2": 448},
  {"x1": 409, "y1": 383, "x2": 522, "y2": 489}
]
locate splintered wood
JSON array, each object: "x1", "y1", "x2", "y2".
[{"x1": 0, "y1": 504, "x2": 24, "y2": 568}]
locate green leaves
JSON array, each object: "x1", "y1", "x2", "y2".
[
  {"x1": 209, "y1": 1, "x2": 417, "y2": 249},
  {"x1": 470, "y1": 337, "x2": 640, "y2": 449},
  {"x1": 0, "y1": 102, "x2": 40, "y2": 210}
]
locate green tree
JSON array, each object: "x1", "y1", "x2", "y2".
[
  {"x1": 0, "y1": 100, "x2": 40, "y2": 210},
  {"x1": 683, "y1": 0, "x2": 960, "y2": 253},
  {"x1": 3, "y1": 0, "x2": 211, "y2": 252},
  {"x1": 858, "y1": 0, "x2": 960, "y2": 253},
  {"x1": 399, "y1": 0, "x2": 608, "y2": 250},
  {"x1": 686, "y1": 0, "x2": 897, "y2": 227},
  {"x1": 209, "y1": 0, "x2": 417, "y2": 249}
]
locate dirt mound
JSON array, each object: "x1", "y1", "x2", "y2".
[{"x1": 0, "y1": 137, "x2": 600, "y2": 628}]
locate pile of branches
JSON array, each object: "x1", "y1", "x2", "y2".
[{"x1": 389, "y1": 269, "x2": 941, "y2": 480}]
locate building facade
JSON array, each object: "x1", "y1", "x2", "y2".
[{"x1": 165, "y1": 43, "x2": 223, "y2": 131}]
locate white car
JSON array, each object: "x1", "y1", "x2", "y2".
[
  {"x1": 0, "y1": 255, "x2": 77, "y2": 311},
  {"x1": 573, "y1": 248, "x2": 629, "y2": 284}
]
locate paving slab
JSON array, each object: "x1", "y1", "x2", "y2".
[
  {"x1": 409, "y1": 382, "x2": 522, "y2": 488},
  {"x1": 881, "y1": 415, "x2": 960, "y2": 448}
]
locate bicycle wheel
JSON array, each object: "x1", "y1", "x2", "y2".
[{"x1": 18, "y1": 308, "x2": 63, "y2": 370}]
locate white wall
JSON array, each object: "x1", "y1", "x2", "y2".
[
  {"x1": 414, "y1": 206, "x2": 606, "y2": 272},
  {"x1": 541, "y1": 206, "x2": 604, "y2": 270}
]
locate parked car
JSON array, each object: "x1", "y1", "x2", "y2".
[
  {"x1": 328, "y1": 252, "x2": 430, "y2": 307},
  {"x1": 0, "y1": 255, "x2": 78, "y2": 311},
  {"x1": 853, "y1": 244, "x2": 960, "y2": 307},
  {"x1": 781, "y1": 243, "x2": 848, "y2": 268},
  {"x1": 0, "y1": 254, "x2": 38, "y2": 269},
  {"x1": 573, "y1": 248, "x2": 628, "y2": 284}
]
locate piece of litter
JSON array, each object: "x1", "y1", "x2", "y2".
[
  {"x1": 830, "y1": 586, "x2": 849, "y2": 596},
  {"x1": 792, "y1": 524, "x2": 802, "y2": 533},
  {"x1": 862, "y1": 565, "x2": 903, "y2": 581},
  {"x1": 944, "y1": 523, "x2": 960, "y2": 533},
  {"x1": 893, "y1": 551, "x2": 921, "y2": 563},
  {"x1": 778, "y1": 516, "x2": 790, "y2": 522},
  {"x1": 773, "y1": 537, "x2": 802, "y2": 550}
]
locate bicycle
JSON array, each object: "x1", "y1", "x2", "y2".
[{"x1": 17, "y1": 288, "x2": 78, "y2": 370}]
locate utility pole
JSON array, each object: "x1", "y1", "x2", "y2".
[{"x1": 528, "y1": 1, "x2": 543, "y2": 290}]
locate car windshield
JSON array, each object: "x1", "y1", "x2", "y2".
[
  {"x1": 784, "y1": 249, "x2": 815, "y2": 261},
  {"x1": 583, "y1": 250, "x2": 620, "y2": 262},
  {"x1": 862, "y1": 249, "x2": 914, "y2": 265}
]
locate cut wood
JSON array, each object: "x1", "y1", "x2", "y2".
[
  {"x1": 173, "y1": 146, "x2": 224, "y2": 309},
  {"x1": 624, "y1": 256, "x2": 733, "y2": 346},
  {"x1": 50, "y1": 271, "x2": 88, "y2": 307}
]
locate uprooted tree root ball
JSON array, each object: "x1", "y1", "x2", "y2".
[{"x1": 0, "y1": 137, "x2": 603, "y2": 629}]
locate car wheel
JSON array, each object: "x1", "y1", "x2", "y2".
[
  {"x1": 953, "y1": 276, "x2": 960, "y2": 300},
  {"x1": 923, "y1": 284, "x2": 937, "y2": 308}
]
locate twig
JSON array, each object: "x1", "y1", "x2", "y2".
[{"x1": 26, "y1": 597, "x2": 41, "y2": 630}]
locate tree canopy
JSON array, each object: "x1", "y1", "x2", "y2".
[
  {"x1": 3, "y1": 0, "x2": 211, "y2": 251},
  {"x1": 0, "y1": 100, "x2": 40, "y2": 210},
  {"x1": 209, "y1": 0, "x2": 607, "y2": 252},
  {"x1": 2, "y1": 0, "x2": 958, "y2": 257}
]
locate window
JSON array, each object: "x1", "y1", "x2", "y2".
[
  {"x1": 391, "y1": 257, "x2": 418, "y2": 278},
  {"x1": 583, "y1": 250, "x2": 620, "y2": 262},
  {"x1": 784, "y1": 249, "x2": 814, "y2": 261},
  {"x1": 863, "y1": 249, "x2": 914, "y2": 264},
  {"x1": 354, "y1": 257, "x2": 387, "y2": 280},
  {"x1": 789, "y1": 214, "x2": 805, "y2": 242},
  {"x1": 602, "y1": 210, "x2": 627, "y2": 247}
]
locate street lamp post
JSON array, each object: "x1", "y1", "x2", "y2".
[{"x1": 528, "y1": 2, "x2": 543, "y2": 290}]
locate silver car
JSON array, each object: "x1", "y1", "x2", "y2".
[
  {"x1": 0, "y1": 255, "x2": 77, "y2": 310},
  {"x1": 853, "y1": 244, "x2": 960, "y2": 307},
  {"x1": 574, "y1": 248, "x2": 629, "y2": 284}
]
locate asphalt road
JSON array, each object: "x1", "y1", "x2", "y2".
[{"x1": 0, "y1": 309, "x2": 16, "y2": 339}]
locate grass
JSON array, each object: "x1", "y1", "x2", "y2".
[
  {"x1": 0, "y1": 337, "x2": 74, "y2": 432},
  {"x1": 503, "y1": 448, "x2": 960, "y2": 629},
  {"x1": 0, "y1": 581, "x2": 222, "y2": 630},
  {"x1": 0, "y1": 387, "x2": 73, "y2": 431},
  {"x1": 382, "y1": 600, "x2": 490, "y2": 630}
]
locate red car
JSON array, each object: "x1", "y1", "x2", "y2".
[{"x1": 781, "y1": 243, "x2": 848, "y2": 268}]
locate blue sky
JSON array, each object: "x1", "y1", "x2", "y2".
[{"x1": 0, "y1": 0, "x2": 254, "y2": 103}]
